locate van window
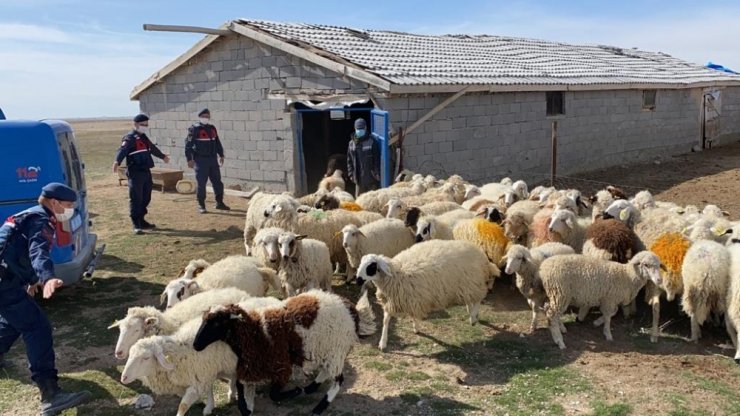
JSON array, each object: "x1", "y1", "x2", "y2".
[
  {"x1": 68, "y1": 139, "x2": 85, "y2": 189},
  {"x1": 57, "y1": 132, "x2": 83, "y2": 190}
]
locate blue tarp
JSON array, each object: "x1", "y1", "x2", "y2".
[{"x1": 706, "y1": 62, "x2": 739, "y2": 74}]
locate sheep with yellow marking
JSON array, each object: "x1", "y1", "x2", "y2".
[{"x1": 452, "y1": 218, "x2": 512, "y2": 267}]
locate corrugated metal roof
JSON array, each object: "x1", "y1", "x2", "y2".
[{"x1": 235, "y1": 19, "x2": 740, "y2": 88}]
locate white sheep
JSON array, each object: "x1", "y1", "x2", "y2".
[
  {"x1": 503, "y1": 243, "x2": 575, "y2": 332},
  {"x1": 725, "y1": 237, "x2": 740, "y2": 362},
  {"x1": 452, "y1": 218, "x2": 511, "y2": 266},
  {"x1": 356, "y1": 239, "x2": 499, "y2": 350},
  {"x1": 341, "y1": 219, "x2": 416, "y2": 280},
  {"x1": 110, "y1": 288, "x2": 252, "y2": 360},
  {"x1": 243, "y1": 191, "x2": 281, "y2": 255},
  {"x1": 384, "y1": 198, "x2": 461, "y2": 220},
  {"x1": 251, "y1": 227, "x2": 284, "y2": 270},
  {"x1": 318, "y1": 169, "x2": 345, "y2": 192},
  {"x1": 277, "y1": 231, "x2": 333, "y2": 296},
  {"x1": 161, "y1": 256, "x2": 280, "y2": 309},
  {"x1": 545, "y1": 209, "x2": 590, "y2": 252},
  {"x1": 355, "y1": 183, "x2": 425, "y2": 212},
  {"x1": 408, "y1": 212, "x2": 454, "y2": 242},
  {"x1": 540, "y1": 251, "x2": 663, "y2": 349},
  {"x1": 681, "y1": 240, "x2": 731, "y2": 342},
  {"x1": 502, "y1": 200, "x2": 541, "y2": 245}
]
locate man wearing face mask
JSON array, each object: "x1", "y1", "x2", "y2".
[
  {"x1": 112, "y1": 114, "x2": 170, "y2": 234},
  {"x1": 347, "y1": 118, "x2": 380, "y2": 196},
  {"x1": 185, "y1": 108, "x2": 229, "y2": 214},
  {"x1": 0, "y1": 183, "x2": 91, "y2": 415}
]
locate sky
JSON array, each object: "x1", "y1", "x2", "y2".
[{"x1": 2, "y1": 0, "x2": 739, "y2": 119}]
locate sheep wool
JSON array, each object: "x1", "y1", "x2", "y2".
[
  {"x1": 277, "y1": 231, "x2": 333, "y2": 297},
  {"x1": 453, "y1": 218, "x2": 511, "y2": 266},
  {"x1": 725, "y1": 242, "x2": 740, "y2": 363},
  {"x1": 681, "y1": 240, "x2": 731, "y2": 342},
  {"x1": 341, "y1": 219, "x2": 416, "y2": 279},
  {"x1": 340, "y1": 201, "x2": 363, "y2": 211},
  {"x1": 582, "y1": 219, "x2": 639, "y2": 263},
  {"x1": 650, "y1": 232, "x2": 690, "y2": 297},
  {"x1": 356, "y1": 240, "x2": 499, "y2": 350}
]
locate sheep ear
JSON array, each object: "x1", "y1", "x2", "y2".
[
  {"x1": 187, "y1": 281, "x2": 200, "y2": 291},
  {"x1": 474, "y1": 207, "x2": 487, "y2": 217},
  {"x1": 659, "y1": 263, "x2": 668, "y2": 272},
  {"x1": 274, "y1": 204, "x2": 283, "y2": 213},
  {"x1": 107, "y1": 319, "x2": 121, "y2": 329},
  {"x1": 619, "y1": 209, "x2": 630, "y2": 221},
  {"x1": 357, "y1": 230, "x2": 366, "y2": 238},
  {"x1": 154, "y1": 346, "x2": 175, "y2": 371},
  {"x1": 144, "y1": 317, "x2": 159, "y2": 328},
  {"x1": 723, "y1": 211, "x2": 730, "y2": 217},
  {"x1": 193, "y1": 267, "x2": 205, "y2": 277},
  {"x1": 295, "y1": 234, "x2": 307, "y2": 240},
  {"x1": 334, "y1": 231, "x2": 343, "y2": 239},
  {"x1": 378, "y1": 260, "x2": 392, "y2": 276},
  {"x1": 565, "y1": 217, "x2": 575, "y2": 229},
  {"x1": 159, "y1": 291, "x2": 167, "y2": 306}
]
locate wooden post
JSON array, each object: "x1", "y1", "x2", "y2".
[
  {"x1": 551, "y1": 121, "x2": 558, "y2": 187},
  {"x1": 397, "y1": 127, "x2": 405, "y2": 172}
]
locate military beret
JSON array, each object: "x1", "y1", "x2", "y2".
[
  {"x1": 133, "y1": 113, "x2": 149, "y2": 123},
  {"x1": 41, "y1": 182, "x2": 77, "y2": 202},
  {"x1": 198, "y1": 108, "x2": 210, "y2": 117},
  {"x1": 354, "y1": 118, "x2": 366, "y2": 129}
]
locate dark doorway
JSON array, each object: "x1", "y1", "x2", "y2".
[{"x1": 297, "y1": 101, "x2": 374, "y2": 195}]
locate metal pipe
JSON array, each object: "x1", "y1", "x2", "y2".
[
  {"x1": 551, "y1": 121, "x2": 558, "y2": 187},
  {"x1": 83, "y1": 244, "x2": 106, "y2": 278}
]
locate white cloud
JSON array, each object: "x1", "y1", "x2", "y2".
[{"x1": 0, "y1": 23, "x2": 73, "y2": 43}]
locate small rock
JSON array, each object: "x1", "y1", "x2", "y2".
[
  {"x1": 417, "y1": 400, "x2": 425, "y2": 407},
  {"x1": 134, "y1": 394, "x2": 155, "y2": 410}
]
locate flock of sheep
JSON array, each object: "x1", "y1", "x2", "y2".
[{"x1": 108, "y1": 168, "x2": 740, "y2": 416}]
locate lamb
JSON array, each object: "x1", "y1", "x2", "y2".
[
  {"x1": 355, "y1": 239, "x2": 500, "y2": 350},
  {"x1": 161, "y1": 255, "x2": 280, "y2": 309},
  {"x1": 405, "y1": 210, "x2": 455, "y2": 242},
  {"x1": 645, "y1": 232, "x2": 691, "y2": 342},
  {"x1": 503, "y1": 243, "x2": 575, "y2": 332},
  {"x1": 318, "y1": 169, "x2": 345, "y2": 192},
  {"x1": 176, "y1": 259, "x2": 209, "y2": 279},
  {"x1": 110, "y1": 288, "x2": 252, "y2": 360},
  {"x1": 277, "y1": 231, "x2": 333, "y2": 296},
  {"x1": 121, "y1": 318, "x2": 238, "y2": 416},
  {"x1": 582, "y1": 219, "x2": 639, "y2": 263},
  {"x1": 452, "y1": 218, "x2": 511, "y2": 266},
  {"x1": 540, "y1": 251, "x2": 664, "y2": 349},
  {"x1": 262, "y1": 194, "x2": 363, "y2": 267},
  {"x1": 243, "y1": 191, "x2": 280, "y2": 255},
  {"x1": 341, "y1": 219, "x2": 416, "y2": 280},
  {"x1": 502, "y1": 200, "x2": 541, "y2": 245},
  {"x1": 251, "y1": 227, "x2": 284, "y2": 270},
  {"x1": 681, "y1": 240, "x2": 731, "y2": 342},
  {"x1": 193, "y1": 290, "x2": 376, "y2": 416},
  {"x1": 725, "y1": 237, "x2": 740, "y2": 362}
]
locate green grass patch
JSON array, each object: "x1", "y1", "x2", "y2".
[
  {"x1": 493, "y1": 367, "x2": 591, "y2": 416},
  {"x1": 590, "y1": 401, "x2": 632, "y2": 416},
  {"x1": 364, "y1": 360, "x2": 393, "y2": 372}
]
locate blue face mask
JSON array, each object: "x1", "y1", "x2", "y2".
[{"x1": 355, "y1": 129, "x2": 366, "y2": 137}]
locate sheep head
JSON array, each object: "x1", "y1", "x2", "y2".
[
  {"x1": 413, "y1": 217, "x2": 435, "y2": 243},
  {"x1": 385, "y1": 198, "x2": 406, "y2": 220},
  {"x1": 278, "y1": 231, "x2": 306, "y2": 262},
  {"x1": 264, "y1": 195, "x2": 300, "y2": 218},
  {"x1": 121, "y1": 338, "x2": 175, "y2": 384},
  {"x1": 194, "y1": 304, "x2": 245, "y2": 352},
  {"x1": 161, "y1": 277, "x2": 200, "y2": 309},
  {"x1": 511, "y1": 180, "x2": 529, "y2": 199},
  {"x1": 548, "y1": 209, "x2": 576, "y2": 236},
  {"x1": 356, "y1": 254, "x2": 393, "y2": 286},
  {"x1": 113, "y1": 308, "x2": 162, "y2": 360},
  {"x1": 315, "y1": 194, "x2": 340, "y2": 211},
  {"x1": 630, "y1": 251, "x2": 663, "y2": 286},
  {"x1": 253, "y1": 228, "x2": 282, "y2": 265},
  {"x1": 341, "y1": 224, "x2": 365, "y2": 251},
  {"x1": 503, "y1": 244, "x2": 532, "y2": 275},
  {"x1": 463, "y1": 184, "x2": 481, "y2": 201}
]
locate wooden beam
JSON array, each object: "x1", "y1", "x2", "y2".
[
  {"x1": 143, "y1": 24, "x2": 232, "y2": 36},
  {"x1": 390, "y1": 86, "x2": 471, "y2": 145},
  {"x1": 229, "y1": 22, "x2": 392, "y2": 91}
]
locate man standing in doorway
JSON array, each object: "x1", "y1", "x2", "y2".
[
  {"x1": 112, "y1": 114, "x2": 170, "y2": 235},
  {"x1": 185, "y1": 109, "x2": 230, "y2": 214},
  {"x1": 347, "y1": 118, "x2": 380, "y2": 197}
]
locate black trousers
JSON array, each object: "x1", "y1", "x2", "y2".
[{"x1": 127, "y1": 169, "x2": 152, "y2": 222}]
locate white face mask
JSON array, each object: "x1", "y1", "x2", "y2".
[
  {"x1": 136, "y1": 125, "x2": 149, "y2": 135},
  {"x1": 199, "y1": 118, "x2": 210, "y2": 125},
  {"x1": 55, "y1": 206, "x2": 75, "y2": 222}
]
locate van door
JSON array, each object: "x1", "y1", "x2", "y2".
[{"x1": 54, "y1": 131, "x2": 88, "y2": 262}]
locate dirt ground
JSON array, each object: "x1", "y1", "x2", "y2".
[{"x1": 1, "y1": 120, "x2": 739, "y2": 416}]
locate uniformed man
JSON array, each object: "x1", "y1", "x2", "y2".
[
  {"x1": 0, "y1": 183, "x2": 91, "y2": 415},
  {"x1": 347, "y1": 118, "x2": 381, "y2": 197},
  {"x1": 112, "y1": 114, "x2": 170, "y2": 234},
  {"x1": 185, "y1": 108, "x2": 230, "y2": 214}
]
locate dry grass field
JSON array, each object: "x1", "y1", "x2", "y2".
[{"x1": 1, "y1": 119, "x2": 740, "y2": 415}]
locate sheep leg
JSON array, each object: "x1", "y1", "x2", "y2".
[
  {"x1": 310, "y1": 374, "x2": 344, "y2": 415},
  {"x1": 176, "y1": 386, "x2": 200, "y2": 416},
  {"x1": 726, "y1": 317, "x2": 738, "y2": 349},
  {"x1": 690, "y1": 316, "x2": 702, "y2": 342},
  {"x1": 304, "y1": 369, "x2": 331, "y2": 395},
  {"x1": 593, "y1": 316, "x2": 605, "y2": 327},
  {"x1": 577, "y1": 307, "x2": 590, "y2": 322},
  {"x1": 203, "y1": 386, "x2": 215, "y2": 415},
  {"x1": 235, "y1": 381, "x2": 254, "y2": 416},
  {"x1": 548, "y1": 314, "x2": 566, "y2": 349},
  {"x1": 467, "y1": 303, "x2": 480, "y2": 325},
  {"x1": 558, "y1": 317, "x2": 567, "y2": 334},
  {"x1": 528, "y1": 300, "x2": 538, "y2": 332},
  {"x1": 621, "y1": 299, "x2": 636, "y2": 319},
  {"x1": 269, "y1": 383, "x2": 303, "y2": 402},
  {"x1": 650, "y1": 300, "x2": 661, "y2": 343},
  {"x1": 600, "y1": 305, "x2": 617, "y2": 341},
  {"x1": 379, "y1": 310, "x2": 392, "y2": 350},
  {"x1": 226, "y1": 378, "x2": 237, "y2": 402},
  {"x1": 345, "y1": 264, "x2": 356, "y2": 282},
  {"x1": 412, "y1": 318, "x2": 420, "y2": 334}
]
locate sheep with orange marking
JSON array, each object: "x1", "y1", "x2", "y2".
[
  {"x1": 452, "y1": 218, "x2": 511, "y2": 267},
  {"x1": 645, "y1": 232, "x2": 691, "y2": 342}
]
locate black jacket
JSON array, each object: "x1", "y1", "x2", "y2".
[{"x1": 347, "y1": 132, "x2": 380, "y2": 187}]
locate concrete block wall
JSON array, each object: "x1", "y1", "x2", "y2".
[
  {"x1": 720, "y1": 86, "x2": 740, "y2": 143},
  {"x1": 137, "y1": 35, "x2": 368, "y2": 193},
  {"x1": 380, "y1": 88, "x2": 704, "y2": 184}
]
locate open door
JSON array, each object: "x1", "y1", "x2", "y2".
[
  {"x1": 370, "y1": 109, "x2": 391, "y2": 187},
  {"x1": 703, "y1": 90, "x2": 721, "y2": 149}
]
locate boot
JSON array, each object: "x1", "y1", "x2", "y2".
[
  {"x1": 38, "y1": 378, "x2": 91, "y2": 416},
  {"x1": 215, "y1": 201, "x2": 231, "y2": 211},
  {"x1": 197, "y1": 203, "x2": 207, "y2": 214},
  {"x1": 131, "y1": 218, "x2": 144, "y2": 235},
  {"x1": 140, "y1": 218, "x2": 156, "y2": 229}
]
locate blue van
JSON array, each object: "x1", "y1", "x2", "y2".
[{"x1": 0, "y1": 118, "x2": 103, "y2": 284}]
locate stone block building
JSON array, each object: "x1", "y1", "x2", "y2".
[{"x1": 131, "y1": 19, "x2": 740, "y2": 194}]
